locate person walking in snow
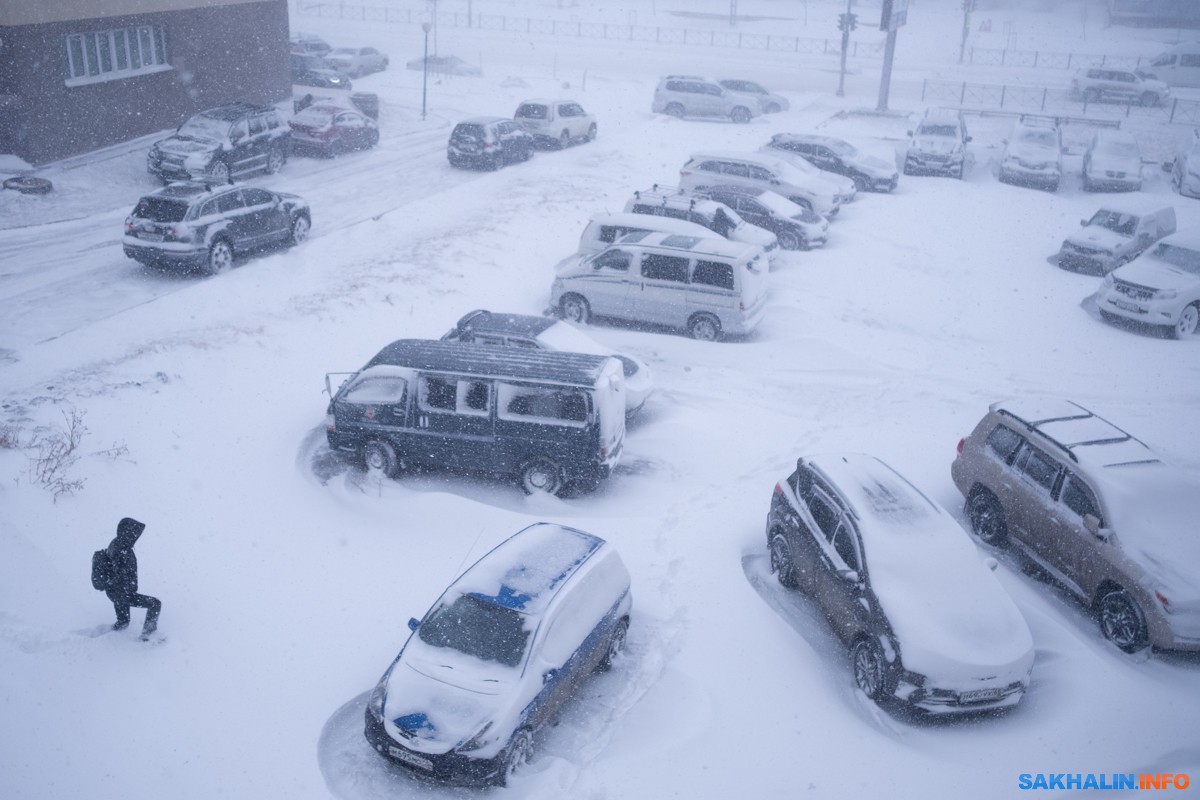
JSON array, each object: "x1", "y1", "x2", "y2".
[{"x1": 103, "y1": 517, "x2": 162, "y2": 639}]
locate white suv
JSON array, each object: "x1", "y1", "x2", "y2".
[
  {"x1": 998, "y1": 116, "x2": 1063, "y2": 192},
  {"x1": 513, "y1": 99, "x2": 596, "y2": 148},
  {"x1": 1072, "y1": 66, "x2": 1169, "y2": 107},
  {"x1": 679, "y1": 152, "x2": 841, "y2": 217},
  {"x1": 905, "y1": 107, "x2": 971, "y2": 179},
  {"x1": 651, "y1": 75, "x2": 761, "y2": 124},
  {"x1": 1095, "y1": 231, "x2": 1200, "y2": 339}
]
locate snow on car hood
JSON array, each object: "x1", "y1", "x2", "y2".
[
  {"x1": 1112, "y1": 257, "x2": 1200, "y2": 292},
  {"x1": 1094, "y1": 462, "x2": 1200, "y2": 603},
  {"x1": 1065, "y1": 226, "x2": 1127, "y2": 252},
  {"x1": 912, "y1": 136, "x2": 960, "y2": 156},
  {"x1": 382, "y1": 647, "x2": 514, "y2": 754},
  {"x1": 857, "y1": 154, "x2": 897, "y2": 178},
  {"x1": 819, "y1": 456, "x2": 1033, "y2": 681},
  {"x1": 156, "y1": 136, "x2": 219, "y2": 156}
]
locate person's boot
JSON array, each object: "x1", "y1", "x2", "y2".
[{"x1": 112, "y1": 621, "x2": 129, "y2": 631}]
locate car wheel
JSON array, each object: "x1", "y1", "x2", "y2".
[
  {"x1": 687, "y1": 313, "x2": 721, "y2": 342},
  {"x1": 1141, "y1": 91, "x2": 1159, "y2": 107},
  {"x1": 1170, "y1": 303, "x2": 1200, "y2": 339},
  {"x1": 777, "y1": 230, "x2": 801, "y2": 251},
  {"x1": 1047, "y1": 179, "x2": 1060, "y2": 193},
  {"x1": 367, "y1": 129, "x2": 380, "y2": 148},
  {"x1": 265, "y1": 147, "x2": 285, "y2": 175},
  {"x1": 730, "y1": 106, "x2": 752, "y2": 124},
  {"x1": 519, "y1": 456, "x2": 565, "y2": 495},
  {"x1": 289, "y1": 214, "x2": 310, "y2": 246},
  {"x1": 206, "y1": 239, "x2": 234, "y2": 276},
  {"x1": 586, "y1": 123, "x2": 598, "y2": 142},
  {"x1": 852, "y1": 175, "x2": 868, "y2": 192},
  {"x1": 559, "y1": 294, "x2": 590, "y2": 324},
  {"x1": 363, "y1": 440, "x2": 400, "y2": 478},
  {"x1": 558, "y1": 130, "x2": 571, "y2": 149},
  {"x1": 953, "y1": 162, "x2": 965, "y2": 180},
  {"x1": 966, "y1": 488, "x2": 1008, "y2": 546},
  {"x1": 1097, "y1": 589, "x2": 1148, "y2": 653},
  {"x1": 665, "y1": 103, "x2": 685, "y2": 118},
  {"x1": 596, "y1": 618, "x2": 629, "y2": 672},
  {"x1": 769, "y1": 534, "x2": 799, "y2": 589},
  {"x1": 902, "y1": 159, "x2": 916, "y2": 176},
  {"x1": 3, "y1": 176, "x2": 53, "y2": 194},
  {"x1": 764, "y1": 103, "x2": 781, "y2": 114},
  {"x1": 499, "y1": 729, "x2": 533, "y2": 786},
  {"x1": 851, "y1": 638, "x2": 889, "y2": 702},
  {"x1": 208, "y1": 160, "x2": 231, "y2": 184}
]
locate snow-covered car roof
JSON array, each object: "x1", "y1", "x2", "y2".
[
  {"x1": 804, "y1": 453, "x2": 1033, "y2": 670},
  {"x1": 363, "y1": 339, "x2": 617, "y2": 387}
]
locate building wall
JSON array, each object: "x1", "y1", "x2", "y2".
[{"x1": 0, "y1": 0, "x2": 290, "y2": 165}]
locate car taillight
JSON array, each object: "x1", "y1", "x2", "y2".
[
  {"x1": 483, "y1": 141, "x2": 496, "y2": 150},
  {"x1": 956, "y1": 438, "x2": 965, "y2": 455},
  {"x1": 599, "y1": 445, "x2": 607, "y2": 459},
  {"x1": 165, "y1": 225, "x2": 192, "y2": 243},
  {"x1": 1155, "y1": 590, "x2": 1171, "y2": 610},
  {"x1": 124, "y1": 218, "x2": 135, "y2": 234},
  {"x1": 326, "y1": 414, "x2": 336, "y2": 433},
  {"x1": 739, "y1": 301, "x2": 746, "y2": 311},
  {"x1": 773, "y1": 482, "x2": 783, "y2": 495}
]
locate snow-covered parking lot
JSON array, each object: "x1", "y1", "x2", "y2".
[{"x1": 2, "y1": 2, "x2": 1199, "y2": 799}]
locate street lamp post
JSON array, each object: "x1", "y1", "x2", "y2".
[{"x1": 421, "y1": 22, "x2": 431, "y2": 121}]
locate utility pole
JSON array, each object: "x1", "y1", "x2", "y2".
[
  {"x1": 876, "y1": 0, "x2": 906, "y2": 112},
  {"x1": 959, "y1": 0, "x2": 974, "y2": 64}
]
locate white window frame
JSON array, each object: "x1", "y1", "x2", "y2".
[{"x1": 65, "y1": 25, "x2": 171, "y2": 87}]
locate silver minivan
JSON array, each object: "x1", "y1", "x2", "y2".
[{"x1": 550, "y1": 231, "x2": 769, "y2": 341}]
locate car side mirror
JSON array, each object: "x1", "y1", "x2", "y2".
[
  {"x1": 1083, "y1": 514, "x2": 1106, "y2": 538},
  {"x1": 407, "y1": 617, "x2": 421, "y2": 631},
  {"x1": 838, "y1": 568, "x2": 860, "y2": 583},
  {"x1": 965, "y1": 135, "x2": 973, "y2": 143},
  {"x1": 984, "y1": 557, "x2": 999, "y2": 572},
  {"x1": 542, "y1": 668, "x2": 558, "y2": 685},
  {"x1": 1080, "y1": 219, "x2": 1088, "y2": 226},
  {"x1": 906, "y1": 130, "x2": 913, "y2": 137},
  {"x1": 1162, "y1": 161, "x2": 1173, "y2": 172}
]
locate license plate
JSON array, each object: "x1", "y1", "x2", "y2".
[
  {"x1": 1113, "y1": 300, "x2": 1141, "y2": 313},
  {"x1": 388, "y1": 745, "x2": 433, "y2": 771},
  {"x1": 960, "y1": 687, "x2": 1003, "y2": 704},
  {"x1": 140, "y1": 232, "x2": 164, "y2": 242}
]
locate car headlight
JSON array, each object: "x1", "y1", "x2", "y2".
[
  {"x1": 367, "y1": 670, "x2": 389, "y2": 720},
  {"x1": 1102, "y1": 273, "x2": 1116, "y2": 288},
  {"x1": 457, "y1": 722, "x2": 494, "y2": 753},
  {"x1": 1156, "y1": 288, "x2": 1179, "y2": 300}
]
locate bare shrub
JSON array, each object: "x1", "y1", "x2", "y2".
[
  {"x1": 0, "y1": 424, "x2": 20, "y2": 449},
  {"x1": 27, "y1": 407, "x2": 88, "y2": 500}
]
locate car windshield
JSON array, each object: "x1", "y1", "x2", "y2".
[
  {"x1": 535, "y1": 321, "x2": 608, "y2": 355},
  {"x1": 177, "y1": 115, "x2": 230, "y2": 142},
  {"x1": 295, "y1": 54, "x2": 324, "y2": 69},
  {"x1": 293, "y1": 105, "x2": 340, "y2": 125},
  {"x1": 132, "y1": 197, "x2": 190, "y2": 223},
  {"x1": 754, "y1": 190, "x2": 805, "y2": 218},
  {"x1": 918, "y1": 123, "x2": 958, "y2": 138},
  {"x1": 516, "y1": 104, "x2": 549, "y2": 119},
  {"x1": 1088, "y1": 210, "x2": 1137, "y2": 236},
  {"x1": 827, "y1": 140, "x2": 856, "y2": 156},
  {"x1": 1017, "y1": 128, "x2": 1057, "y2": 147},
  {"x1": 330, "y1": 48, "x2": 355, "y2": 56},
  {"x1": 1150, "y1": 243, "x2": 1200, "y2": 275},
  {"x1": 418, "y1": 594, "x2": 530, "y2": 668},
  {"x1": 1098, "y1": 140, "x2": 1139, "y2": 158}
]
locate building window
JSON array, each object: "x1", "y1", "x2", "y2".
[{"x1": 64, "y1": 26, "x2": 170, "y2": 86}]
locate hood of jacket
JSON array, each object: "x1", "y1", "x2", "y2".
[{"x1": 115, "y1": 517, "x2": 145, "y2": 549}]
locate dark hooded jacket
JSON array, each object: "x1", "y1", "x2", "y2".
[{"x1": 105, "y1": 517, "x2": 145, "y2": 599}]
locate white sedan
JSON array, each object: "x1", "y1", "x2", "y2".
[
  {"x1": 441, "y1": 310, "x2": 654, "y2": 417},
  {"x1": 324, "y1": 46, "x2": 388, "y2": 77}
]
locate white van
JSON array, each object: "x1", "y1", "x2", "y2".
[
  {"x1": 550, "y1": 230, "x2": 769, "y2": 341},
  {"x1": 1141, "y1": 43, "x2": 1200, "y2": 89},
  {"x1": 578, "y1": 212, "x2": 717, "y2": 254}
]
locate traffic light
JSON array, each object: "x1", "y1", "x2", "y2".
[{"x1": 837, "y1": 12, "x2": 858, "y2": 32}]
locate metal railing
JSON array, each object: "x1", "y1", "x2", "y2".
[
  {"x1": 296, "y1": 2, "x2": 886, "y2": 58},
  {"x1": 967, "y1": 47, "x2": 1147, "y2": 71},
  {"x1": 921, "y1": 79, "x2": 1200, "y2": 124}
]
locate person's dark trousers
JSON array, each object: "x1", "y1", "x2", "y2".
[{"x1": 108, "y1": 591, "x2": 162, "y2": 634}]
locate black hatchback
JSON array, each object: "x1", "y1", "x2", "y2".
[{"x1": 448, "y1": 117, "x2": 534, "y2": 170}]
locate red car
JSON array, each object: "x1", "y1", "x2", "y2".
[{"x1": 288, "y1": 104, "x2": 379, "y2": 157}]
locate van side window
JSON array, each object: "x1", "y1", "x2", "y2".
[
  {"x1": 342, "y1": 373, "x2": 407, "y2": 405},
  {"x1": 418, "y1": 376, "x2": 458, "y2": 412},
  {"x1": 641, "y1": 253, "x2": 689, "y2": 282},
  {"x1": 457, "y1": 380, "x2": 491, "y2": 416},
  {"x1": 497, "y1": 384, "x2": 589, "y2": 427},
  {"x1": 1060, "y1": 474, "x2": 1101, "y2": 524},
  {"x1": 1183, "y1": 54, "x2": 1200, "y2": 68},
  {"x1": 1014, "y1": 446, "x2": 1061, "y2": 495},
  {"x1": 748, "y1": 165, "x2": 773, "y2": 181},
  {"x1": 692, "y1": 260, "x2": 734, "y2": 290},
  {"x1": 985, "y1": 425, "x2": 1023, "y2": 462},
  {"x1": 593, "y1": 250, "x2": 631, "y2": 271}
]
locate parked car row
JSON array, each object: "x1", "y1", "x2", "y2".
[
  {"x1": 357, "y1": 396, "x2": 1199, "y2": 786},
  {"x1": 290, "y1": 33, "x2": 389, "y2": 80}
]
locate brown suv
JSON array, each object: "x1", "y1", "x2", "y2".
[{"x1": 951, "y1": 400, "x2": 1200, "y2": 653}]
